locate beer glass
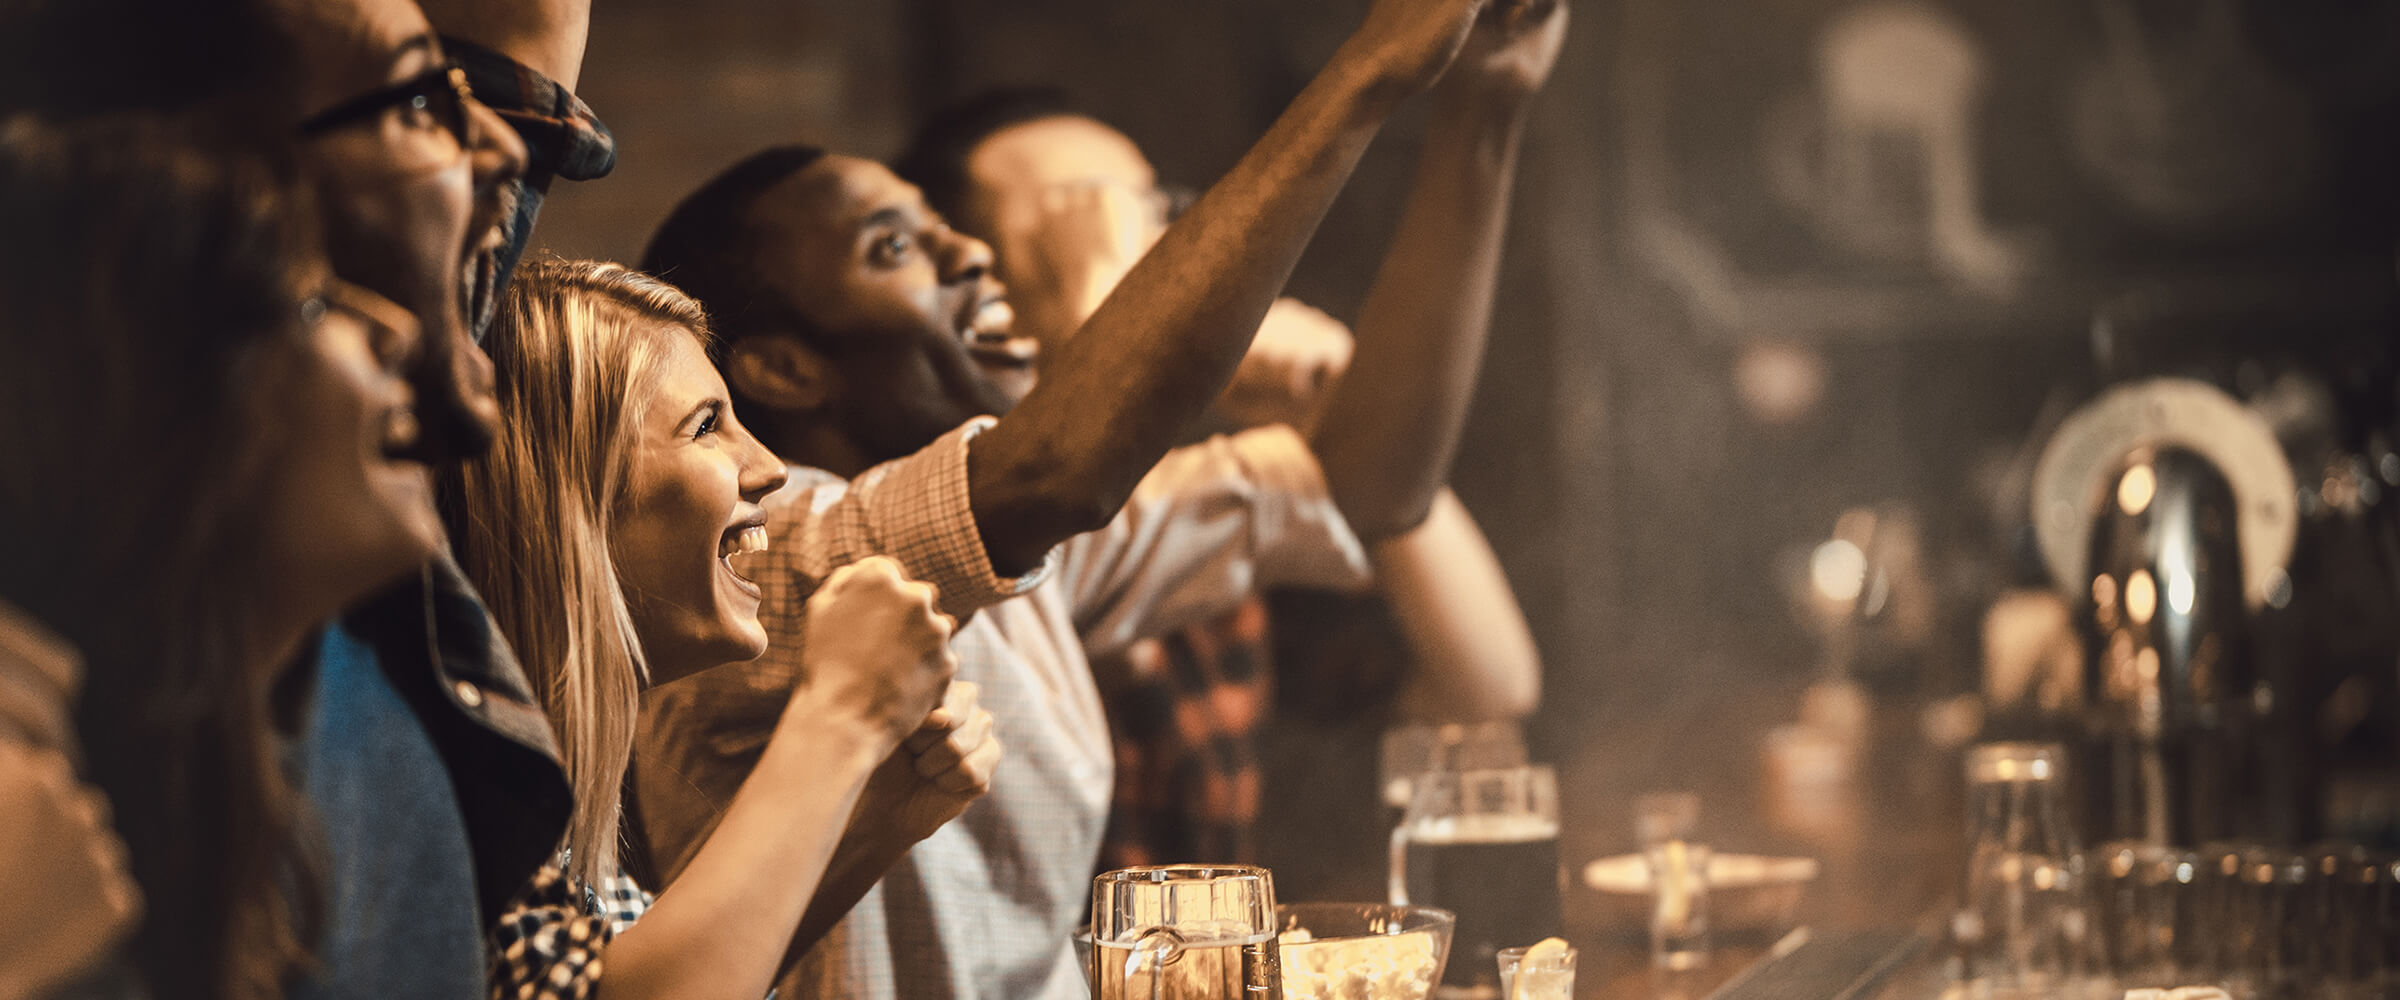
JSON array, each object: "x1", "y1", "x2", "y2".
[
  {"x1": 2092, "y1": 841, "x2": 2192, "y2": 987},
  {"x1": 1092, "y1": 865, "x2": 1283, "y2": 1000},
  {"x1": 1958, "y1": 742, "x2": 2083, "y2": 999},
  {"x1": 1390, "y1": 765, "x2": 1562, "y2": 1000},
  {"x1": 1379, "y1": 722, "x2": 1527, "y2": 833}
]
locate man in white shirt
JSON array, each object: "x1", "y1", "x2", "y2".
[
  {"x1": 630, "y1": 3, "x2": 1566, "y2": 998},
  {"x1": 884, "y1": 0, "x2": 1566, "y2": 874}
]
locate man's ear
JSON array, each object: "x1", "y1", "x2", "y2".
[{"x1": 725, "y1": 335, "x2": 833, "y2": 412}]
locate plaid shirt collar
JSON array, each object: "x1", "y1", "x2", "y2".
[{"x1": 444, "y1": 36, "x2": 617, "y2": 343}]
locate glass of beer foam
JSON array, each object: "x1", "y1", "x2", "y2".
[{"x1": 1389, "y1": 765, "x2": 1563, "y2": 1000}]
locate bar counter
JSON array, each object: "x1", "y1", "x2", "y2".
[{"x1": 1550, "y1": 675, "x2": 1966, "y2": 1000}]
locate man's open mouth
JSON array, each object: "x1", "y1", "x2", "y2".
[{"x1": 962, "y1": 299, "x2": 1037, "y2": 367}]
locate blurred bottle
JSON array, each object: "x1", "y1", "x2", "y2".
[{"x1": 2073, "y1": 445, "x2": 2299, "y2": 847}]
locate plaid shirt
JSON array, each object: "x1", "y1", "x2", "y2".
[
  {"x1": 1092, "y1": 597, "x2": 1270, "y2": 870},
  {"x1": 633, "y1": 422, "x2": 1371, "y2": 1000}
]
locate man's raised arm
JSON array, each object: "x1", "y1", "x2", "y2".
[
  {"x1": 1310, "y1": 0, "x2": 1568, "y2": 543},
  {"x1": 966, "y1": 0, "x2": 1491, "y2": 574}
]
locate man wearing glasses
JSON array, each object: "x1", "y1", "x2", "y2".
[{"x1": 262, "y1": 0, "x2": 627, "y2": 996}]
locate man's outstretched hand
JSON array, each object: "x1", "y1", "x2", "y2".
[
  {"x1": 1446, "y1": 0, "x2": 1570, "y2": 106},
  {"x1": 1336, "y1": 0, "x2": 1493, "y2": 108}
]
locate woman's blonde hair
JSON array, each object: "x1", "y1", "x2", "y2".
[{"x1": 444, "y1": 258, "x2": 714, "y2": 889}]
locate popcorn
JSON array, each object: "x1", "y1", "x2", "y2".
[{"x1": 1277, "y1": 928, "x2": 1441, "y2": 1000}]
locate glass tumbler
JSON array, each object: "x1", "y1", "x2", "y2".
[
  {"x1": 1495, "y1": 943, "x2": 1576, "y2": 1000},
  {"x1": 2299, "y1": 844, "x2": 2392, "y2": 1000},
  {"x1": 2092, "y1": 841, "x2": 2197, "y2": 988},
  {"x1": 1647, "y1": 839, "x2": 1712, "y2": 972},
  {"x1": 1633, "y1": 791, "x2": 1712, "y2": 971},
  {"x1": 1092, "y1": 865, "x2": 1282, "y2": 1000},
  {"x1": 1958, "y1": 742, "x2": 2084, "y2": 998}
]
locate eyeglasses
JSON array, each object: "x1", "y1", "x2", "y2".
[
  {"x1": 296, "y1": 64, "x2": 474, "y2": 148},
  {"x1": 1034, "y1": 180, "x2": 1199, "y2": 239}
]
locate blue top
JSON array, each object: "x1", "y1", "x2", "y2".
[{"x1": 289, "y1": 625, "x2": 485, "y2": 1000}]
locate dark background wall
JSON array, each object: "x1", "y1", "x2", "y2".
[{"x1": 537, "y1": 0, "x2": 2398, "y2": 782}]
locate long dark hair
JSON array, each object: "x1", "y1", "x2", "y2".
[{"x1": 0, "y1": 115, "x2": 321, "y2": 999}]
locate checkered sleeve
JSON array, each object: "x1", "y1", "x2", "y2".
[
  {"x1": 630, "y1": 418, "x2": 1054, "y2": 885},
  {"x1": 487, "y1": 862, "x2": 650, "y2": 1000},
  {"x1": 442, "y1": 37, "x2": 617, "y2": 341},
  {"x1": 761, "y1": 416, "x2": 1052, "y2": 622}
]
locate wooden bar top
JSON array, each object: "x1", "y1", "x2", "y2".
[{"x1": 1549, "y1": 677, "x2": 1965, "y2": 1000}]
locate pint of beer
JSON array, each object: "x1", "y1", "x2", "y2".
[{"x1": 1389, "y1": 766, "x2": 1563, "y2": 1000}]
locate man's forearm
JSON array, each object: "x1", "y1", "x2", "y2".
[
  {"x1": 966, "y1": 54, "x2": 1416, "y2": 575},
  {"x1": 1309, "y1": 90, "x2": 1529, "y2": 544},
  {"x1": 1385, "y1": 490, "x2": 1541, "y2": 721}
]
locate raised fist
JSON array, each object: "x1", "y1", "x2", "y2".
[
  {"x1": 1338, "y1": 0, "x2": 1491, "y2": 106},
  {"x1": 797, "y1": 556, "x2": 958, "y2": 746},
  {"x1": 0, "y1": 742, "x2": 139, "y2": 997},
  {"x1": 1446, "y1": 0, "x2": 1570, "y2": 104}
]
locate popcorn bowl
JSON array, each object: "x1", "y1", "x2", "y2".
[{"x1": 1274, "y1": 902, "x2": 1456, "y2": 1000}]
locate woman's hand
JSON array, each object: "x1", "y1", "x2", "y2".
[
  {"x1": 858, "y1": 681, "x2": 1003, "y2": 846},
  {"x1": 790, "y1": 556, "x2": 959, "y2": 749},
  {"x1": 614, "y1": 560, "x2": 965, "y2": 1000}
]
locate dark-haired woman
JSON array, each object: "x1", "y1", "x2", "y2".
[{"x1": 0, "y1": 115, "x2": 447, "y2": 1000}]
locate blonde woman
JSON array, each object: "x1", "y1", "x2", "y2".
[{"x1": 445, "y1": 259, "x2": 999, "y2": 1000}]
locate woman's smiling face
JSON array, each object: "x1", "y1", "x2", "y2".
[
  {"x1": 610, "y1": 326, "x2": 789, "y2": 684},
  {"x1": 252, "y1": 278, "x2": 444, "y2": 632}
]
